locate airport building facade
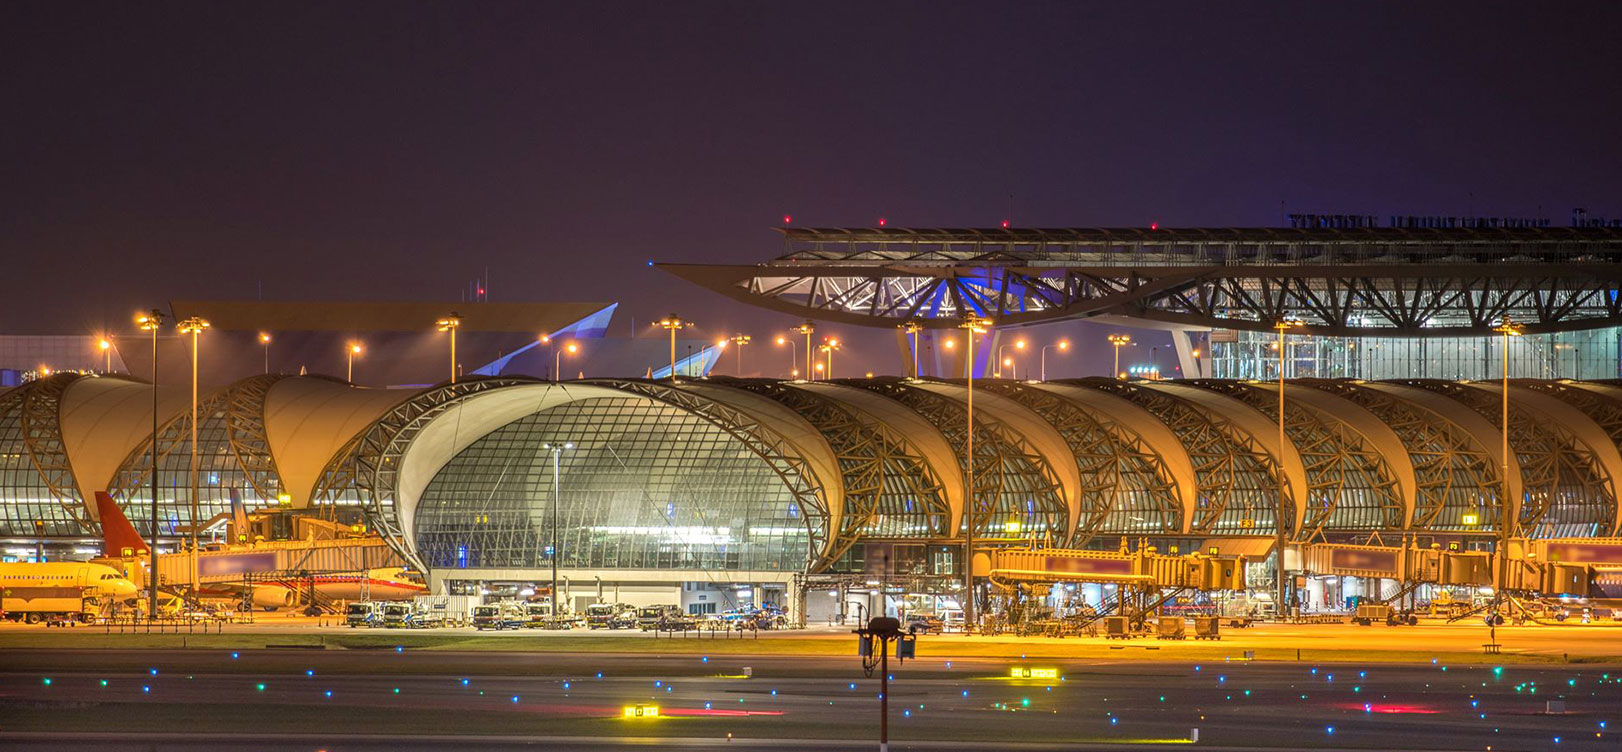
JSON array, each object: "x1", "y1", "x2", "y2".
[{"x1": 4, "y1": 370, "x2": 1622, "y2": 615}]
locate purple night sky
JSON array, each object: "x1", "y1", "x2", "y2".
[{"x1": 5, "y1": 2, "x2": 1619, "y2": 378}]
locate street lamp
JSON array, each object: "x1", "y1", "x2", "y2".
[
  {"x1": 775, "y1": 335, "x2": 798, "y2": 378},
  {"x1": 996, "y1": 339, "x2": 1026, "y2": 378},
  {"x1": 177, "y1": 315, "x2": 209, "y2": 602},
  {"x1": 819, "y1": 338, "x2": 841, "y2": 380},
  {"x1": 135, "y1": 309, "x2": 164, "y2": 620},
  {"x1": 900, "y1": 320, "x2": 924, "y2": 379},
  {"x1": 1191, "y1": 347, "x2": 1203, "y2": 379},
  {"x1": 1040, "y1": 340, "x2": 1069, "y2": 382},
  {"x1": 258, "y1": 332, "x2": 271, "y2": 374},
  {"x1": 791, "y1": 321, "x2": 816, "y2": 381},
  {"x1": 1107, "y1": 334, "x2": 1132, "y2": 378},
  {"x1": 728, "y1": 334, "x2": 751, "y2": 375},
  {"x1": 1272, "y1": 317, "x2": 1304, "y2": 619},
  {"x1": 657, "y1": 314, "x2": 692, "y2": 381},
  {"x1": 346, "y1": 342, "x2": 363, "y2": 383},
  {"x1": 97, "y1": 338, "x2": 113, "y2": 373},
  {"x1": 556, "y1": 341, "x2": 578, "y2": 381},
  {"x1": 541, "y1": 442, "x2": 573, "y2": 620},
  {"x1": 436, "y1": 313, "x2": 462, "y2": 384},
  {"x1": 958, "y1": 313, "x2": 992, "y2": 631},
  {"x1": 1492, "y1": 317, "x2": 1523, "y2": 610}
]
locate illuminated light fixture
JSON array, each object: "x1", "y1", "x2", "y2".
[
  {"x1": 436, "y1": 313, "x2": 462, "y2": 383},
  {"x1": 1009, "y1": 667, "x2": 1059, "y2": 680},
  {"x1": 1462, "y1": 510, "x2": 1480, "y2": 526},
  {"x1": 1107, "y1": 333, "x2": 1132, "y2": 378},
  {"x1": 657, "y1": 314, "x2": 693, "y2": 380},
  {"x1": 622, "y1": 704, "x2": 660, "y2": 718}
]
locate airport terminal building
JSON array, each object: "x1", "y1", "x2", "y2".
[{"x1": 4, "y1": 369, "x2": 1622, "y2": 615}]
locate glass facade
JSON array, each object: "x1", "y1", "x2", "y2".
[
  {"x1": 0, "y1": 388, "x2": 82, "y2": 536},
  {"x1": 414, "y1": 397, "x2": 816, "y2": 571},
  {"x1": 108, "y1": 393, "x2": 284, "y2": 538},
  {"x1": 1186, "y1": 381, "x2": 1404, "y2": 531},
  {"x1": 1210, "y1": 327, "x2": 1622, "y2": 381}
]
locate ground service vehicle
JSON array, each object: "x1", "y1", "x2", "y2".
[
  {"x1": 585, "y1": 603, "x2": 617, "y2": 629},
  {"x1": 905, "y1": 614, "x2": 943, "y2": 634},
  {"x1": 473, "y1": 602, "x2": 525, "y2": 630},
  {"x1": 637, "y1": 605, "x2": 681, "y2": 631},
  {"x1": 346, "y1": 601, "x2": 383, "y2": 628},
  {"x1": 382, "y1": 602, "x2": 419, "y2": 628},
  {"x1": 0, "y1": 561, "x2": 137, "y2": 624},
  {"x1": 525, "y1": 602, "x2": 562, "y2": 628}
]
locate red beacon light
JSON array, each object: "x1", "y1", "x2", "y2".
[
  {"x1": 782, "y1": 214, "x2": 792, "y2": 224},
  {"x1": 877, "y1": 217, "x2": 887, "y2": 226},
  {"x1": 1150, "y1": 222, "x2": 1160, "y2": 230},
  {"x1": 1001, "y1": 220, "x2": 1010, "y2": 228}
]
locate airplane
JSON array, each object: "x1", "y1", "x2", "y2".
[
  {"x1": 0, "y1": 560, "x2": 139, "y2": 622},
  {"x1": 95, "y1": 490, "x2": 428, "y2": 611}
]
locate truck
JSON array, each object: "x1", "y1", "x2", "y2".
[
  {"x1": 382, "y1": 602, "x2": 420, "y2": 628},
  {"x1": 473, "y1": 602, "x2": 525, "y2": 630},
  {"x1": 636, "y1": 605, "x2": 683, "y2": 631},
  {"x1": 0, "y1": 592, "x2": 98, "y2": 625},
  {"x1": 585, "y1": 602, "x2": 618, "y2": 629},
  {"x1": 345, "y1": 601, "x2": 383, "y2": 628}
]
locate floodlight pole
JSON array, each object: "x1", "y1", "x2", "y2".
[
  {"x1": 1272, "y1": 318, "x2": 1301, "y2": 621},
  {"x1": 137, "y1": 309, "x2": 164, "y2": 620},
  {"x1": 545, "y1": 443, "x2": 571, "y2": 618}
]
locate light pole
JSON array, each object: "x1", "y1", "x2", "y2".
[
  {"x1": 556, "y1": 341, "x2": 578, "y2": 381},
  {"x1": 436, "y1": 314, "x2": 462, "y2": 383},
  {"x1": 819, "y1": 338, "x2": 841, "y2": 380},
  {"x1": 900, "y1": 320, "x2": 924, "y2": 379},
  {"x1": 854, "y1": 617, "x2": 917, "y2": 752},
  {"x1": 1040, "y1": 340, "x2": 1069, "y2": 382},
  {"x1": 1273, "y1": 317, "x2": 1303, "y2": 619},
  {"x1": 791, "y1": 321, "x2": 816, "y2": 381},
  {"x1": 258, "y1": 332, "x2": 271, "y2": 374},
  {"x1": 729, "y1": 334, "x2": 751, "y2": 375},
  {"x1": 346, "y1": 342, "x2": 363, "y2": 383},
  {"x1": 97, "y1": 338, "x2": 113, "y2": 373},
  {"x1": 135, "y1": 309, "x2": 164, "y2": 620},
  {"x1": 775, "y1": 335, "x2": 798, "y2": 378},
  {"x1": 542, "y1": 442, "x2": 573, "y2": 619},
  {"x1": 996, "y1": 339, "x2": 1026, "y2": 378},
  {"x1": 1191, "y1": 347, "x2": 1203, "y2": 379},
  {"x1": 177, "y1": 316, "x2": 209, "y2": 602},
  {"x1": 1492, "y1": 317, "x2": 1523, "y2": 612},
  {"x1": 1108, "y1": 334, "x2": 1131, "y2": 378},
  {"x1": 657, "y1": 314, "x2": 692, "y2": 381},
  {"x1": 958, "y1": 313, "x2": 992, "y2": 631}
]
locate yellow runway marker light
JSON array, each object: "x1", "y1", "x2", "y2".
[
  {"x1": 1010, "y1": 667, "x2": 1059, "y2": 680},
  {"x1": 622, "y1": 704, "x2": 660, "y2": 718}
]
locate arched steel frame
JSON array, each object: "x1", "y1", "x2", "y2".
[
  {"x1": 846, "y1": 378, "x2": 1067, "y2": 542},
  {"x1": 1302, "y1": 380, "x2": 1501, "y2": 532},
  {"x1": 977, "y1": 381, "x2": 1180, "y2": 543},
  {"x1": 1065, "y1": 379, "x2": 1294, "y2": 536},
  {"x1": 1184, "y1": 380, "x2": 1404, "y2": 534},
  {"x1": 108, "y1": 374, "x2": 291, "y2": 515},
  {"x1": 719, "y1": 378, "x2": 951, "y2": 565},
  {"x1": 8, "y1": 374, "x2": 94, "y2": 532},
  {"x1": 309, "y1": 377, "x2": 535, "y2": 573},
  {"x1": 1516, "y1": 381, "x2": 1622, "y2": 535},
  {"x1": 580, "y1": 378, "x2": 833, "y2": 570},
  {"x1": 1397, "y1": 380, "x2": 1613, "y2": 537}
]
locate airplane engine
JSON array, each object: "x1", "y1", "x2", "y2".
[{"x1": 250, "y1": 584, "x2": 296, "y2": 610}]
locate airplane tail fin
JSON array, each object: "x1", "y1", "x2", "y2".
[
  {"x1": 229, "y1": 488, "x2": 249, "y2": 538},
  {"x1": 96, "y1": 491, "x2": 149, "y2": 558}
]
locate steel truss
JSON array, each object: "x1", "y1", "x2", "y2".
[
  {"x1": 108, "y1": 374, "x2": 291, "y2": 526},
  {"x1": 659, "y1": 227, "x2": 1622, "y2": 336},
  {"x1": 1398, "y1": 380, "x2": 1613, "y2": 537},
  {"x1": 580, "y1": 379, "x2": 833, "y2": 569},
  {"x1": 1184, "y1": 380, "x2": 1404, "y2": 533},
  {"x1": 14, "y1": 373, "x2": 93, "y2": 532},
  {"x1": 846, "y1": 378, "x2": 1067, "y2": 542},
  {"x1": 719, "y1": 378, "x2": 951, "y2": 567},
  {"x1": 978, "y1": 381, "x2": 1181, "y2": 543},
  {"x1": 1302, "y1": 380, "x2": 1501, "y2": 531},
  {"x1": 309, "y1": 377, "x2": 534, "y2": 573},
  {"x1": 1067, "y1": 379, "x2": 1294, "y2": 536}
]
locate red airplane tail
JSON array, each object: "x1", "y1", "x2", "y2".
[{"x1": 96, "y1": 491, "x2": 149, "y2": 558}]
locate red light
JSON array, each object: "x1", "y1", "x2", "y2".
[
  {"x1": 1150, "y1": 222, "x2": 1159, "y2": 230},
  {"x1": 1001, "y1": 220, "x2": 1010, "y2": 228},
  {"x1": 878, "y1": 217, "x2": 886, "y2": 226},
  {"x1": 478, "y1": 288, "x2": 485, "y2": 295},
  {"x1": 782, "y1": 214, "x2": 792, "y2": 224}
]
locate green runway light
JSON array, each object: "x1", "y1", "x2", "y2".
[
  {"x1": 1021, "y1": 697, "x2": 1030, "y2": 707},
  {"x1": 99, "y1": 680, "x2": 108, "y2": 687},
  {"x1": 255, "y1": 683, "x2": 266, "y2": 692},
  {"x1": 42, "y1": 678, "x2": 52, "y2": 686}
]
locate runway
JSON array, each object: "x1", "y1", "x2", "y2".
[{"x1": 1, "y1": 649, "x2": 1616, "y2": 749}]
